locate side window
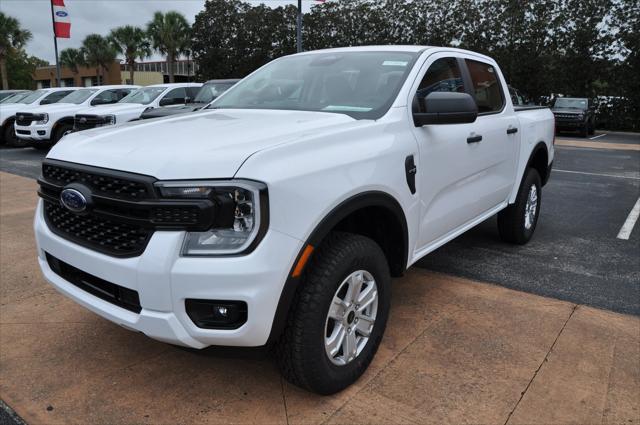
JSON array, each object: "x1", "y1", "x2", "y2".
[
  {"x1": 415, "y1": 57, "x2": 465, "y2": 111},
  {"x1": 118, "y1": 89, "x2": 133, "y2": 100},
  {"x1": 160, "y1": 88, "x2": 186, "y2": 106},
  {"x1": 91, "y1": 90, "x2": 120, "y2": 105},
  {"x1": 40, "y1": 90, "x2": 73, "y2": 105},
  {"x1": 186, "y1": 87, "x2": 200, "y2": 99},
  {"x1": 465, "y1": 59, "x2": 505, "y2": 113}
]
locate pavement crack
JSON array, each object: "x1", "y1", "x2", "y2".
[
  {"x1": 280, "y1": 376, "x2": 290, "y2": 425},
  {"x1": 503, "y1": 303, "x2": 578, "y2": 425}
]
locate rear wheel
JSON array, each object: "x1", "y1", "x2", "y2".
[
  {"x1": 276, "y1": 232, "x2": 391, "y2": 395},
  {"x1": 497, "y1": 168, "x2": 542, "y2": 244},
  {"x1": 588, "y1": 121, "x2": 595, "y2": 135}
]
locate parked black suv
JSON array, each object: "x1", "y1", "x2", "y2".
[
  {"x1": 140, "y1": 79, "x2": 240, "y2": 120},
  {"x1": 551, "y1": 97, "x2": 596, "y2": 137}
]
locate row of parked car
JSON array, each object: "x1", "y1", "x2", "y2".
[{"x1": 0, "y1": 79, "x2": 239, "y2": 149}]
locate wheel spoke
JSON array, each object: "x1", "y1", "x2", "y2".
[
  {"x1": 326, "y1": 324, "x2": 346, "y2": 357},
  {"x1": 345, "y1": 272, "x2": 364, "y2": 305},
  {"x1": 355, "y1": 317, "x2": 372, "y2": 337},
  {"x1": 356, "y1": 284, "x2": 377, "y2": 312},
  {"x1": 328, "y1": 296, "x2": 346, "y2": 320},
  {"x1": 342, "y1": 329, "x2": 358, "y2": 360}
]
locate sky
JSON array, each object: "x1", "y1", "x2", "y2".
[{"x1": 0, "y1": 0, "x2": 317, "y2": 64}]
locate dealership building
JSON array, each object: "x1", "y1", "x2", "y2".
[{"x1": 33, "y1": 59, "x2": 199, "y2": 88}]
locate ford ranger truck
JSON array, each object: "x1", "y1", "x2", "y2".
[
  {"x1": 73, "y1": 83, "x2": 202, "y2": 131},
  {"x1": 0, "y1": 87, "x2": 80, "y2": 147},
  {"x1": 14, "y1": 85, "x2": 139, "y2": 149},
  {"x1": 35, "y1": 46, "x2": 554, "y2": 395}
]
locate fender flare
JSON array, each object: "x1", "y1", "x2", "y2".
[{"x1": 265, "y1": 190, "x2": 409, "y2": 346}]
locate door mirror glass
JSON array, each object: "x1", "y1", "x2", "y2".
[{"x1": 412, "y1": 92, "x2": 478, "y2": 126}]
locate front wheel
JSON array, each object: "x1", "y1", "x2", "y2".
[
  {"x1": 53, "y1": 123, "x2": 73, "y2": 144},
  {"x1": 276, "y1": 232, "x2": 391, "y2": 395},
  {"x1": 497, "y1": 168, "x2": 542, "y2": 244},
  {"x1": 4, "y1": 122, "x2": 29, "y2": 148}
]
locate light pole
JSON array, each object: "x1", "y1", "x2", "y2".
[{"x1": 296, "y1": 0, "x2": 302, "y2": 53}]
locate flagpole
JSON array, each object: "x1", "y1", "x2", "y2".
[
  {"x1": 49, "y1": 0, "x2": 61, "y2": 87},
  {"x1": 296, "y1": 0, "x2": 302, "y2": 53}
]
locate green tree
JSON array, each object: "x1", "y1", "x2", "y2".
[
  {"x1": 81, "y1": 34, "x2": 117, "y2": 85},
  {"x1": 147, "y1": 11, "x2": 190, "y2": 83},
  {"x1": 59, "y1": 47, "x2": 85, "y2": 85},
  {"x1": 0, "y1": 12, "x2": 32, "y2": 89},
  {"x1": 6, "y1": 50, "x2": 47, "y2": 89},
  {"x1": 109, "y1": 25, "x2": 151, "y2": 85}
]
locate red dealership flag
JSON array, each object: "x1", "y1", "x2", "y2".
[{"x1": 51, "y1": 0, "x2": 71, "y2": 38}]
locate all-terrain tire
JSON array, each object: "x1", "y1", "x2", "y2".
[
  {"x1": 497, "y1": 168, "x2": 542, "y2": 245},
  {"x1": 275, "y1": 232, "x2": 391, "y2": 395}
]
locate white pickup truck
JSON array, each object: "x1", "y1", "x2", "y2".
[
  {"x1": 14, "y1": 85, "x2": 138, "y2": 149},
  {"x1": 35, "y1": 46, "x2": 554, "y2": 394},
  {"x1": 72, "y1": 83, "x2": 202, "y2": 131},
  {"x1": 0, "y1": 87, "x2": 80, "y2": 147}
]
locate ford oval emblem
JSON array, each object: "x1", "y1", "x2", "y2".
[
  {"x1": 60, "y1": 188, "x2": 87, "y2": 213},
  {"x1": 56, "y1": 11, "x2": 68, "y2": 17}
]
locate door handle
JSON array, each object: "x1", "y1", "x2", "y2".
[
  {"x1": 507, "y1": 127, "x2": 518, "y2": 134},
  {"x1": 467, "y1": 135, "x2": 482, "y2": 144}
]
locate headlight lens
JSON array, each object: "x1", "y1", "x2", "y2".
[
  {"x1": 155, "y1": 180, "x2": 265, "y2": 255},
  {"x1": 35, "y1": 113, "x2": 48, "y2": 124},
  {"x1": 103, "y1": 115, "x2": 116, "y2": 126}
]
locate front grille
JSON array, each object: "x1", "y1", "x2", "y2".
[
  {"x1": 38, "y1": 160, "x2": 216, "y2": 257},
  {"x1": 44, "y1": 202, "x2": 153, "y2": 256},
  {"x1": 74, "y1": 114, "x2": 104, "y2": 131},
  {"x1": 554, "y1": 113, "x2": 581, "y2": 120},
  {"x1": 46, "y1": 253, "x2": 142, "y2": 313},
  {"x1": 16, "y1": 130, "x2": 30, "y2": 135},
  {"x1": 43, "y1": 163, "x2": 151, "y2": 200},
  {"x1": 15, "y1": 113, "x2": 34, "y2": 126}
]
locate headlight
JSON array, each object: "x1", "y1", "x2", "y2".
[
  {"x1": 155, "y1": 180, "x2": 267, "y2": 255},
  {"x1": 35, "y1": 113, "x2": 48, "y2": 124},
  {"x1": 102, "y1": 115, "x2": 116, "y2": 126}
]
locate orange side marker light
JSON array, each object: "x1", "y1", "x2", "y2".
[{"x1": 292, "y1": 245, "x2": 314, "y2": 278}]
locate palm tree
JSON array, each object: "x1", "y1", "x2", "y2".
[
  {"x1": 59, "y1": 48, "x2": 85, "y2": 86},
  {"x1": 0, "y1": 12, "x2": 32, "y2": 90},
  {"x1": 109, "y1": 25, "x2": 151, "y2": 85},
  {"x1": 147, "y1": 11, "x2": 190, "y2": 83},
  {"x1": 81, "y1": 34, "x2": 117, "y2": 85}
]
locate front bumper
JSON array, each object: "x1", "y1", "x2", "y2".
[
  {"x1": 34, "y1": 200, "x2": 302, "y2": 348},
  {"x1": 14, "y1": 124, "x2": 52, "y2": 141},
  {"x1": 554, "y1": 119, "x2": 586, "y2": 130}
]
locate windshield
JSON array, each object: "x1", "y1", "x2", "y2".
[
  {"x1": 119, "y1": 87, "x2": 166, "y2": 105},
  {"x1": 17, "y1": 90, "x2": 46, "y2": 104},
  {"x1": 554, "y1": 98, "x2": 588, "y2": 109},
  {"x1": 195, "y1": 82, "x2": 236, "y2": 103},
  {"x1": 0, "y1": 92, "x2": 28, "y2": 104},
  {"x1": 212, "y1": 51, "x2": 418, "y2": 119},
  {"x1": 59, "y1": 89, "x2": 98, "y2": 104}
]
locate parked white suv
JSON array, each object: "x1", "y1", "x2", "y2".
[
  {"x1": 73, "y1": 83, "x2": 202, "y2": 131},
  {"x1": 35, "y1": 47, "x2": 554, "y2": 394},
  {"x1": 14, "y1": 85, "x2": 138, "y2": 149},
  {"x1": 0, "y1": 87, "x2": 80, "y2": 147}
]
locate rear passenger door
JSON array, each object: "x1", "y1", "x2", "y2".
[{"x1": 462, "y1": 58, "x2": 519, "y2": 209}]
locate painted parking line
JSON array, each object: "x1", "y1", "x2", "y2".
[
  {"x1": 589, "y1": 133, "x2": 607, "y2": 140},
  {"x1": 554, "y1": 139, "x2": 640, "y2": 151},
  {"x1": 554, "y1": 169, "x2": 640, "y2": 181},
  {"x1": 617, "y1": 197, "x2": 640, "y2": 240}
]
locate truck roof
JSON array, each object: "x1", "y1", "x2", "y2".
[{"x1": 294, "y1": 45, "x2": 495, "y2": 63}]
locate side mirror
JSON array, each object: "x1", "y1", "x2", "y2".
[
  {"x1": 413, "y1": 92, "x2": 478, "y2": 127},
  {"x1": 91, "y1": 98, "x2": 112, "y2": 106},
  {"x1": 40, "y1": 99, "x2": 53, "y2": 105},
  {"x1": 159, "y1": 98, "x2": 174, "y2": 107},
  {"x1": 184, "y1": 96, "x2": 192, "y2": 104}
]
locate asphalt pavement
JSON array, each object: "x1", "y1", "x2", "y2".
[{"x1": 1, "y1": 131, "x2": 638, "y2": 316}]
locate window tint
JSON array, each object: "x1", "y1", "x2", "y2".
[
  {"x1": 161, "y1": 87, "x2": 187, "y2": 105},
  {"x1": 416, "y1": 57, "x2": 465, "y2": 111},
  {"x1": 91, "y1": 89, "x2": 122, "y2": 105},
  {"x1": 465, "y1": 59, "x2": 504, "y2": 113},
  {"x1": 40, "y1": 90, "x2": 74, "y2": 105}
]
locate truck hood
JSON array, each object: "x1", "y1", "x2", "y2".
[
  {"x1": 77, "y1": 103, "x2": 146, "y2": 116},
  {"x1": 0, "y1": 102, "x2": 38, "y2": 122},
  {"x1": 27, "y1": 103, "x2": 85, "y2": 116},
  {"x1": 47, "y1": 109, "x2": 360, "y2": 179}
]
